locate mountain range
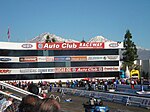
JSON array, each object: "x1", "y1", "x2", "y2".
[{"x1": 29, "y1": 32, "x2": 150, "y2": 60}]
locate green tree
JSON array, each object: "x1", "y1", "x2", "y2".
[
  {"x1": 81, "y1": 37, "x2": 86, "y2": 42},
  {"x1": 45, "y1": 35, "x2": 56, "y2": 43},
  {"x1": 122, "y1": 30, "x2": 138, "y2": 70},
  {"x1": 51, "y1": 38, "x2": 56, "y2": 42},
  {"x1": 45, "y1": 35, "x2": 51, "y2": 43}
]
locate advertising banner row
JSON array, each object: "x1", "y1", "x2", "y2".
[
  {"x1": 0, "y1": 42, "x2": 123, "y2": 50},
  {"x1": 0, "y1": 55, "x2": 120, "y2": 63},
  {"x1": 0, "y1": 66, "x2": 120, "y2": 74}
]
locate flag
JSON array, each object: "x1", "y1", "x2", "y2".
[{"x1": 7, "y1": 27, "x2": 10, "y2": 40}]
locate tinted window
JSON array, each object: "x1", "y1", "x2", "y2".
[
  {"x1": 0, "y1": 61, "x2": 119, "y2": 68},
  {"x1": 0, "y1": 49, "x2": 119, "y2": 56}
]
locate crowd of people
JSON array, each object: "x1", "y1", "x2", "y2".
[
  {"x1": 1, "y1": 77, "x2": 147, "y2": 92},
  {"x1": 63, "y1": 78, "x2": 145, "y2": 91},
  {"x1": 0, "y1": 95, "x2": 61, "y2": 112},
  {"x1": 0, "y1": 77, "x2": 148, "y2": 112},
  {"x1": 0, "y1": 82, "x2": 61, "y2": 112}
]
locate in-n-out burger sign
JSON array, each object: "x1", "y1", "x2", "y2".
[
  {"x1": 37, "y1": 42, "x2": 104, "y2": 50},
  {"x1": 0, "y1": 69, "x2": 11, "y2": 73}
]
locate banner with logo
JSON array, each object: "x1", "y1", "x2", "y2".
[
  {"x1": 0, "y1": 57, "x2": 19, "y2": 62},
  {"x1": 36, "y1": 42, "x2": 104, "y2": 50},
  {"x1": 0, "y1": 42, "x2": 36, "y2": 50},
  {"x1": 71, "y1": 56, "x2": 87, "y2": 61},
  {"x1": 105, "y1": 42, "x2": 123, "y2": 49},
  {"x1": 0, "y1": 42, "x2": 123, "y2": 50},
  {"x1": 19, "y1": 57, "x2": 37, "y2": 62},
  {"x1": 55, "y1": 66, "x2": 103, "y2": 73},
  {"x1": 54, "y1": 56, "x2": 71, "y2": 62},
  {"x1": 87, "y1": 55, "x2": 120, "y2": 61},
  {"x1": 0, "y1": 55, "x2": 120, "y2": 63},
  {"x1": 0, "y1": 66, "x2": 120, "y2": 74},
  {"x1": 103, "y1": 66, "x2": 120, "y2": 71}
]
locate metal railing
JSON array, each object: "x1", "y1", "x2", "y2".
[{"x1": 0, "y1": 81, "x2": 43, "y2": 99}]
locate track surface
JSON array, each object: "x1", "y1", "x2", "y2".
[{"x1": 51, "y1": 92, "x2": 150, "y2": 112}]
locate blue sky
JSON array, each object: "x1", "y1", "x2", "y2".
[{"x1": 0, "y1": 0, "x2": 150, "y2": 48}]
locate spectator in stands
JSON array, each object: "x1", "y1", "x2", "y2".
[
  {"x1": 0, "y1": 97, "x2": 14, "y2": 112},
  {"x1": 0, "y1": 94, "x2": 6, "y2": 110},
  {"x1": 28, "y1": 83, "x2": 39, "y2": 95},
  {"x1": 49, "y1": 83, "x2": 52, "y2": 92},
  {"x1": 4, "y1": 99, "x2": 20, "y2": 112},
  {"x1": 41, "y1": 92, "x2": 47, "y2": 99},
  {"x1": 18, "y1": 95, "x2": 42, "y2": 112},
  {"x1": 38, "y1": 98, "x2": 60, "y2": 112},
  {"x1": 131, "y1": 80, "x2": 135, "y2": 89}
]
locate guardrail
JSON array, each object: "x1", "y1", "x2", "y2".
[
  {"x1": 53, "y1": 87, "x2": 150, "y2": 109},
  {"x1": 0, "y1": 81, "x2": 43, "y2": 99},
  {"x1": 0, "y1": 90, "x2": 22, "y2": 101}
]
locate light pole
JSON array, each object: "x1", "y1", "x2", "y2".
[{"x1": 40, "y1": 72, "x2": 42, "y2": 82}]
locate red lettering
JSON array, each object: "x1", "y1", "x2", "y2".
[{"x1": 0, "y1": 69, "x2": 11, "y2": 73}]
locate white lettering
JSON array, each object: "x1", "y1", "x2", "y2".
[
  {"x1": 76, "y1": 68, "x2": 87, "y2": 72},
  {"x1": 62, "y1": 43, "x2": 77, "y2": 48},
  {"x1": 43, "y1": 43, "x2": 60, "y2": 48},
  {"x1": 88, "y1": 67, "x2": 98, "y2": 72}
]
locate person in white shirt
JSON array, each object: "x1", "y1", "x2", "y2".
[{"x1": 0, "y1": 97, "x2": 13, "y2": 112}]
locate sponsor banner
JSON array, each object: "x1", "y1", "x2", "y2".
[
  {"x1": 0, "y1": 55, "x2": 119, "y2": 63},
  {"x1": 0, "y1": 42, "x2": 36, "y2": 50},
  {"x1": 0, "y1": 58, "x2": 11, "y2": 61},
  {"x1": 0, "y1": 57, "x2": 19, "y2": 62},
  {"x1": 106, "y1": 55, "x2": 120, "y2": 60},
  {"x1": 37, "y1": 56, "x2": 54, "y2": 62},
  {"x1": 55, "y1": 67, "x2": 72, "y2": 73},
  {"x1": 87, "y1": 56, "x2": 106, "y2": 61},
  {"x1": 0, "y1": 68, "x2": 55, "y2": 74},
  {"x1": 0, "y1": 66, "x2": 120, "y2": 74},
  {"x1": 36, "y1": 42, "x2": 104, "y2": 50},
  {"x1": 0, "y1": 42, "x2": 123, "y2": 50},
  {"x1": 54, "y1": 56, "x2": 70, "y2": 62},
  {"x1": 20, "y1": 68, "x2": 55, "y2": 74},
  {"x1": 87, "y1": 55, "x2": 119, "y2": 61},
  {"x1": 20, "y1": 68, "x2": 38, "y2": 73},
  {"x1": 103, "y1": 66, "x2": 120, "y2": 71},
  {"x1": 19, "y1": 57, "x2": 37, "y2": 62},
  {"x1": 105, "y1": 42, "x2": 124, "y2": 49},
  {"x1": 0, "y1": 69, "x2": 11, "y2": 74},
  {"x1": 55, "y1": 66, "x2": 103, "y2": 73},
  {"x1": 37, "y1": 57, "x2": 47, "y2": 62},
  {"x1": 46, "y1": 57, "x2": 54, "y2": 62},
  {"x1": 73, "y1": 66, "x2": 103, "y2": 73},
  {"x1": 71, "y1": 56, "x2": 87, "y2": 61},
  {"x1": 21, "y1": 44, "x2": 34, "y2": 49}
]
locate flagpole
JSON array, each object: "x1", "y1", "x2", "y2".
[{"x1": 7, "y1": 27, "x2": 10, "y2": 42}]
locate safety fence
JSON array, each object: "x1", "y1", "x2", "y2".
[
  {"x1": 53, "y1": 87, "x2": 150, "y2": 109},
  {"x1": 116, "y1": 84, "x2": 150, "y2": 94}
]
